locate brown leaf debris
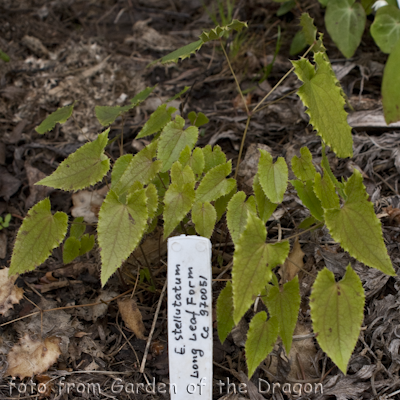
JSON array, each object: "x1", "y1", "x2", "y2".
[{"x1": 118, "y1": 298, "x2": 146, "y2": 340}]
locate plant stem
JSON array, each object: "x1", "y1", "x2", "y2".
[
  {"x1": 234, "y1": 115, "x2": 251, "y2": 180},
  {"x1": 219, "y1": 38, "x2": 249, "y2": 116}
]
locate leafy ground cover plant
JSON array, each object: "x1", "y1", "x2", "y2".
[
  {"x1": 9, "y1": 15, "x2": 397, "y2": 379},
  {"x1": 274, "y1": 0, "x2": 400, "y2": 124}
]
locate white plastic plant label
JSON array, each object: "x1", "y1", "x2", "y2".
[{"x1": 168, "y1": 235, "x2": 213, "y2": 399}]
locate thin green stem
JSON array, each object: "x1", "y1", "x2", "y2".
[
  {"x1": 219, "y1": 38, "x2": 249, "y2": 116},
  {"x1": 234, "y1": 115, "x2": 251, "y2": 180}
]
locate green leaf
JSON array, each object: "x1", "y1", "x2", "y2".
[
  {"x1": 63, "y1": 236, "x2": 81, "y2": 264},
  {"x1": 95, "y1": 104, "x2": 134, "y2": 126},
  {"x1": 145, "y1": 184, "x2": 159, "y2": 219},
  {"x1": 232, "y1": 212, "x2": 290, "y2": 323},
  {"x1": 188, "y1": 111, "x2": 209, "y2": 127},
  {"x1": 245, "y1": 313, "x2": 279, "y2": 378},
  {"x1": 114, "y1": 141, "x2": 162, "y2": 194},
  {"x1": 227, "y1": 191, "x2": 256, "y2": 245},
  {"x1": 325, "y1": 0, "x2": 366, "y2": 58},
  {"x1": 202, "y1": 145, "x2": 226, "y2": 173},
  {"x1": 266, "y1": 276, "x2": 301, "y2": 354},
  {"x1": 163, "y1": 183, "x2": 195, "y2": 239},
  {"x1": 292, "y1": 53, "x2": 353, "y2": 158},
  {"x1": 199, "y1": 20, "x2": 248, "y2": 42},
  {"x1": 214, "y1": 186, "x2": 236, "y2": 222},
  {"x1": 150, "y1": 39, "x2": 203, "y2": 65},
  {"x1": 178, "y1": 146, "x2": 191, "y2": 166},
  {"x1": 257, "y1": 149, "x2": 288, "y2": 203},
  {"x1": 382, "y1": 39, "x2": 400, "y2": 124},
  {"x1": 318, "y1": 0, "x2": 329, "y2": 5},
  {"x1": 171, "y1": 161, "x2": 195, "y2": 188},
  {"x1": 300, "y1": 13, "x2": 317, "y2": 45},
  {"x1": 0, "y1": 49, "x2": 10, "y2": 62},
  {"x1": 167, "y1": 86, "x2": 190, "y2": 102},
  {"x1": 136, "y1": 104, "x2": 176, "y2": 139},
  {"x1": 98, "y1": 189, "x2": 148, "y2": 286},
  {"x1": 79, "y1": 234, "x2": 95, "y2": 255},
  {"x1": 192, "y1": 201, "x2": 216, "y2": 239},
  {"x1": 111, "y1": 154, "x2": 133, "y2": 189},
  {"x1": 371, "y1": 6, "x2": 400, "y2": 54},
  {"x1": 277, "y1": 0, "x2": 296, "y2": 16},
  {"x1": 314, "y1": 172, "x2": 340, "y2": 209},
  {"x1": 9, "y1": 199, "x2": 68, "y2": 275},
  {"x1": 324, "y1": 170, "x2": 395, "y2": 275},
  {"x1": 290, "y1": 31, "x2": 307, "y2": 56},
  {"x1": 310, "y1": 266, "x2": 365, "y2": 374},
  {"x1": 291, "y1": 180, "x2": 324, "y2": 221},
  {"x1": 37, "y1": 130, "x2": 110, "y2": 191},
  {"x1": 130, "y1": 86, "x2": 156, "y2": 105},
  {"x1": 35, "y1": 103, "x2": 75, "y2": 134},
  {"x1": 70, "y1": 217, "x2": 86, "y2": 238},
  {"x1": 298, "y1": 215, "x2": 318, "y2": 229},
  {"x1": 195, "y1": 162, "x2": 236, "y2": 203},
  {"x1": 157, "y1": 115, "x2": 199, "y2": 172},
  {"x1": 189, "y1": 147, "x2": 205, "y2": 176},
  {"x1": 253, "y1": 175, "x2": 277, "y2": 223},
  {"x1": 291, "y1": 147, "x2": 316, "y2": 181},
  {"x1": 217, "y1": 282, "x2": 235, "y2": 344}
]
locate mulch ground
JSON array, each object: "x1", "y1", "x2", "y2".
[{"x1": 1, "y1": 1, "x2": 400, "y2": 399}]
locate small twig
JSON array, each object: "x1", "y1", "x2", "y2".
[
  {"x1": 234, "y1": 115, "x2": 251, "y2": 180},
  {"x1": 140, "y1": 278, "x2": 167, "y2": 373}
]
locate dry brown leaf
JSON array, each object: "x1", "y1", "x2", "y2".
[
  {"x1": 6, "y1": 334, "x2": 61, "y2": 378},
  {"x1": 25, "y1": 162, "x2": 52, "y2": 209},
  {"x1": 71, "y1": 187, "x2": 108, "y2": 223},
  {"x1": 0, "y1": 268, "x2": 24, "y2": 316},
  {"x1": 118, "y1": 298, "x2": 146, "y2": 340},
  {"x1": 281, "y1": 238, "x2": 305, "y2": 283}
]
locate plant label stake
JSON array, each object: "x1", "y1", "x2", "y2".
[{"x1": 168, "y1": 235, "x2": 213, "y2": 399}]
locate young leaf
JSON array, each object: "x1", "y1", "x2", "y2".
[
  {"x1": 371, "y1": 5, "x2": 400, "y2": 54},
  {"x1": 245, "y1": 313, "x2": 279, "y2": 378},
  {"x1": 170, "y1": 161, "x2": 195, "y2": 188},
  {"x1": 130, "y1": 86, "x2": 156, "y2": 105},
  {"x1": 292, "y1": 53, "x2": 353, "y2": 158},
  {"x1": 290, "y1": 30, "x2": 307, "y2": 56},
  {"x1": 300, "y1": 13, "x2": 317, "y2": 45},
  {"x1": 145, "y1": 184, "x2": 159, "y2": 219},
  {"x1": 157, "y1": 115, "x2": 199, "y2": 172},
  {"x1": 325, "y1": 0, "x2": 366, "y2": 58},
  {"x1": 70, "y1": 216, "x2": 86, "y2": 238},
  {"x1": 217, "y1": 282, "x2": 235, "y2": 344},
  {"x1": 232, "y1": 212, "x2": 290, "y2": 323},
  {"x1": 63, "y1": 236, "x2": 81, "y2": 264},
  {"x1": 291, "y1": 180, "x2": 324, "y2": 221},
  {"x1": 257, "y1": 149, "x2": 288, "y2": 203},
  {"x1": 9, "y1": 199, "x2": 68, "y2": 275},
  {"x1": 195, "y1": 162, "x2": 236, "y2": 203},
  {"x1": 114, "y1": 141, "x2": 162, "y2": 194},
  {"x1": 188, "y1": 111, "x2": 209, "y2": 127},
  {"x1": 98, "y1": 189, "x2": 148, "y2": 286},
  {"x1": 136, "y1": 104, "x2": 176, "y2": 139},
  {"x1": 382, "y1": 39, "x2": 400, "y2": 124},
  {"x1": 253, "y1": 175, "x2": 277, "y2": 223},
  {"x1": 314, "y1": 172, "x2": 340, "y2": 210},
  {"x1": 95, "y1": 104, "x2": 134, "y2": 126},
  {"x1": 163, "y1": 183, "x2": 195, "y2": 239},
  {"x1": 37, "y1": 129, "x2": 110, "y2": 191},
  {"x1": 291, "y1": 147, "x2": 316, "y2": 182},
  {"x1": 227, "y1": 191, "x2": 256, "y2": 245},
  {"x1": 178, "y1": 146, "x2": 191, "y2": 166},
  {"x1": 167, "y1": 86, "x2": 190, "y2": 102},
  {"x1": 35, "y1": 103, "x2": 75, "y2": 134},
  {"x1": 0, "y1": 49, "x2": 10, "y2": 62},
  {"x1": 266, "y1": 276, "x2": 301, "y2": 354},
  {"x1": 150, "y1": 39, "x2": 203, "y2": 65},
  {"x1": 199, "y1": 20, "x2": 248, "y2": 42},
  {"x1": 192, "y1": 201, "x2": 216, "y2": 239},
  {"x1": 111, "y1": 154, "x2": 133, "y2": 189},
  {"x1": 202, "y1": 145, "x2": 226, "y2": 173},
  {"x1": 324, "y1": 170, "x2": 395, "y2": 275},
  {"x1": 189, "y1": 147, "x2": 205, "y2": 176},
  {"x1": 79, "y1": 234, "x2": 95, "y2": 255},
  {"x1": 310, "y1": 266, "x2": 365, "y2": 374}
]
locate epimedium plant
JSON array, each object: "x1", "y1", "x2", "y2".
[{"x1": 9, "y1": 16, "x2": 397, "y2": 378}]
